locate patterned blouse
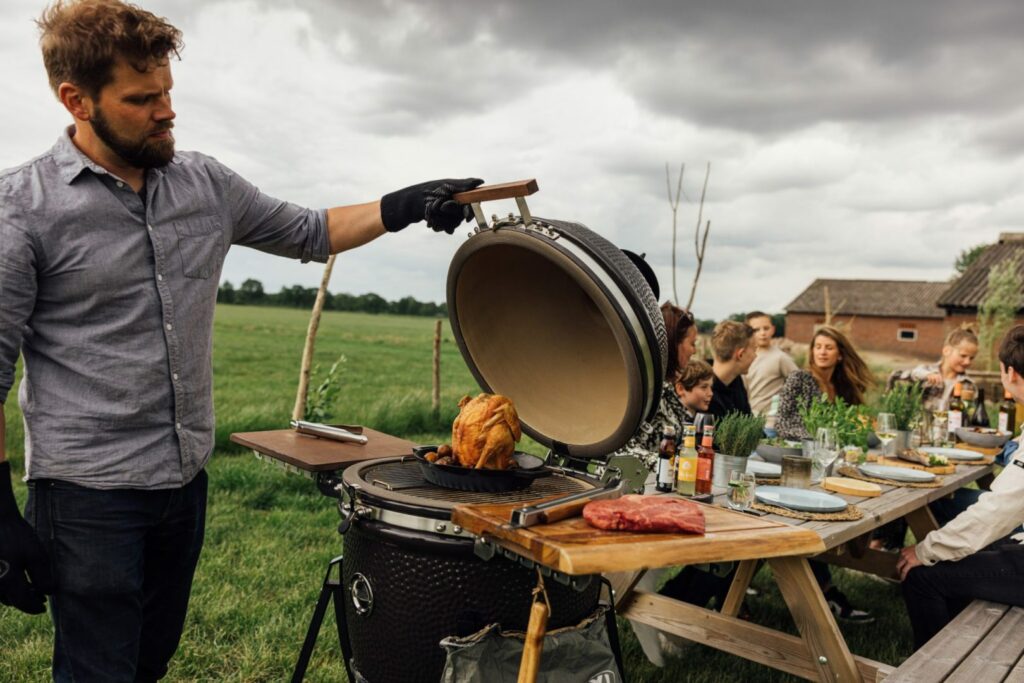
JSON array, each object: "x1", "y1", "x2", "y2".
[
  {"x1": 615, "y1": 381, "x2": 692, "y2": 470},
  {"x1": 774, "y1": 370, "x2": 823, "y2": 441}
]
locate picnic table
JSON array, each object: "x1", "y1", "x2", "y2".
[{"x1": 452, "y1": 455, "x2": 995, "y2": 683}]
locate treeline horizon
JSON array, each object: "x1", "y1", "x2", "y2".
[
  {"x1": 216, "y1": 279, "x2": 787, "y2": 333},
  {"x1": 216, "y1": 279, "x2": 448, "y2": 317}
]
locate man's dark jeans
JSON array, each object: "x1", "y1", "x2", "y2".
[
  {"x1": 25, "y1": 470, "x2": 207, "y2": 682},
  {"x1": 902, "y1": 536, "x2": 1024, "y2": 649}
]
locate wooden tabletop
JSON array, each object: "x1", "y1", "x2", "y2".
[
  {"x1": 451, "y1": 499, "x2": 825, "y2": 576},
  {"x1": 230, "y1": 428, "x2": 416, "y2": 472},
  {"x1": 718, "y1": 459, "x2": 995, "y2": 551}
]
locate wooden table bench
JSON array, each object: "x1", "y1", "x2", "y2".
[
  {"x1": 613, "y1": 459, "x2": 996, "y2": 682},
  {"x1": 885, "y1": 600, "x2": 1024, "y2": 682}
]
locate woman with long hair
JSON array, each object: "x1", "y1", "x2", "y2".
[
  {"x1": 773, "y1": 325, "x2": 875, "y2": 622},
  {"x1": 775, "y1": 325, "x2": 874, "y2": 441},
  {"x1": 615, "y1": 302, "x2": 698, "y2": 470}
]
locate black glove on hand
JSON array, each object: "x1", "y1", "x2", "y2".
[
  {"x1": 381, "y1": 178, "x2": 484, "y2": 234},
  {"x1": 0, "y1": 461, "x2": 54, "y2": 614}
]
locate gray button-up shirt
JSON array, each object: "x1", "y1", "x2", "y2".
[{"x1": 0, "y1": 129, "x2": 329, "y2": 489}]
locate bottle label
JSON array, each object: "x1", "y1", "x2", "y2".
[
  {"x1": 1000, "y1": 412, "x2": 1010, "y2": 433},
  {"x1": 697, "y1": 458, "x2": 712, "y2": 481},
  {"x1": 657, "y1": 458, "x2": 674, "y2": 488},
  {"x1": 677, "y1": 457, "x2": 697, "y2": 482},
  {"x1": 948, "y1": 410, "x2": 963, "y2": 432}
]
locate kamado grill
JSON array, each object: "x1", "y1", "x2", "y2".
[{"x1": 232, "y1": 180, "x2": 667, "y2": 683}]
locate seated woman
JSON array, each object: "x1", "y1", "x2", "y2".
[
  {"x1": 899, "y1": 325, "x2": 1024, "y2": 650},
  {"x1": 772, "y1": 325, "x2": 875, "y2": 622},
  {"x1": 615, "y1": 302, "x2": 697, "y2": 469},
  {"x1": 775, "y1": 325, "x2": 873, "y2": 441},
  {"x1": 909, "y1": 327, "x2": 978, "y2": 413},
  {"x1": 675, "y1": 360, "x2": 714, "y2": 422}
]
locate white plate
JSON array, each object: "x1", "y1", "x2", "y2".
[
  {"x1": 754, "y1": 487, "x2": 848, "y2": 513},
  {"x1": 919, "y1": 446, "x2": 985, "y2": 462},
  {"x1": 859, "y1": 464, "x2": 936, "y2": 483},
  {"x1": 747, "y1": 460, "x2": 781, "y2": 478}
]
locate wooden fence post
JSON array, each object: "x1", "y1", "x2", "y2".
[
  {"x1": 432, "y1": 320, "x2": 442, "y2": 417},
  {"x1": 292, "y1": 254, "x2": 337, "y2": 422}
]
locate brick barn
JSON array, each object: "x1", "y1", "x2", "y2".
[{"x1": 785, "y1": 279, "x2": 950, "y2": 357}]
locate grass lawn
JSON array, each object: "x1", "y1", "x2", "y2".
[{"x1": 1, "y1": 304, "x2": 916, "y2": 681}]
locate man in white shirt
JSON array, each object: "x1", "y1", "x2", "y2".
[
  {"x1": 898, "y1": 325, "x2": 1024, "y2": 649},
  {"x1": 743, "y1": 312, "x2": 798, "y2": 417}
]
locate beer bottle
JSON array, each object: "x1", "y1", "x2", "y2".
[
  {"x1": 676, "y1": 425, "x2": 699, "y2": 496},
  {"x1": 970, "y1": 387, "x2": 990, "y2": 428},
  {"x1": 999, "y1": 389, "x2": 1017, "y2": 435},
  {"x1": 656, "y1": 426, "x2": 677, "y2": 493},
  {"x1": 696, "y1": 424, "x2": 715, "y2": 495},
  {"x1": 947, "y1": 382, "x2": 965, "y2": 438}
]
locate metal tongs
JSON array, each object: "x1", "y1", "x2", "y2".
[
  {"x1": 509, "y1": 470, "x2": 625, "y2": 528},
  {"x1": 290, "y1": 420, "x2": 368, "y2": 445}
]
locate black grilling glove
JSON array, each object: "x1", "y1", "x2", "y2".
[
  {"x1": 0, "y1": 461, "x2": 54, "y2": 614},
  {"x1": 380, "y1": 178, "x2": 484, "y2": 234}
]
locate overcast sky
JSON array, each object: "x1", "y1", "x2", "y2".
[{"x1": 3, "y1": 0, "x2": 1022, "y2": 320}]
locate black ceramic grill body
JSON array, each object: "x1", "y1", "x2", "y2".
[
  {"x1": 447, "y1": 217, "x2": 668, "y2": 459},
  {"x1": 339, "y1": 458, "x2": 601, "y2": 683}
]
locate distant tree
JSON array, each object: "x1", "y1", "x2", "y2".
[
  {"x1": 278, "y1": 285, "x2": 318, "y2": 309},
  {"x1": 956, "y1": 243, "x2": 990, "y2": 275},
  {"x1": 237, "y1": 278, "x2": 265, "y2": 305},
  {"x1": 217, "y1": 280, "x2": 236, "y2": 304},
  {"x1": 977, "y1": 255, "x2": 1022, "y2": 371},
  {"x1": 772, "y1": 313, "x2": 786, "y2": 338},
  {"x1": 696, "y1": 319, "x2": 716, "y2": 334},
  {"x1": 357, "y1": 292, "x2": 389, "y2": 314}
]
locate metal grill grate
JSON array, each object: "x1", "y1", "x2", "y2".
[{"x1": 361, "y1": 460, "x2": 592, "y2": 506}]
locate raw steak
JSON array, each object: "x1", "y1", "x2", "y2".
[{"x1": 583, "y1": 495, "x2": 705, "y2": 534}]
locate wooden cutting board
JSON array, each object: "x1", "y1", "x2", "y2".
[
  {"x1": 451, "y1": 498, "x2": 824, "y2": 576},
  {"x1": 230, "y1": 428, "x2": 416, "y2": 472}
]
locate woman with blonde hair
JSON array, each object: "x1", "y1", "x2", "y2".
[
  {"x1": 775, "y1": 325, "x2": 874, "y2": 441},
  {"x1": 909, "y1": 327, "x2": 978, "y2": 412}
]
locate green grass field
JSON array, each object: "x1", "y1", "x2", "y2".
[{"x1": 1, "y1": 305, "x2": 915, "y2": 682}]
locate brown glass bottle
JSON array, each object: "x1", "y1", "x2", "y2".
[
  {"x1": 947, "y1": 382, "x2": 965, "y2": 437},
  {"x1": 970, "y1": 387, "x2": 990, "y2": 428},
  {"x1": 999, "y1": 389, "x2": 1017, "y2": 435},
  {"x1": 696, "y1": 425, "x2": 715, "y2": 495}
]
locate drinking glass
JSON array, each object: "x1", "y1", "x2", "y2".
[
  {"x1": 811, "y1": 427, "x2": 839, "y2": 484},
  {"x1": 781, "y1": 455, "x2": 812, "y2": 488},
  {"x1": 876, "y1": 413, "x2": 898, "y2": 456},
  {"x1": 727, "y1": 470, "x2": 756, "y2": 511}
]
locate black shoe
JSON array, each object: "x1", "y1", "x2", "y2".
[{"x1": 824, "y1": 587, "x2": 874, "y2": 624}]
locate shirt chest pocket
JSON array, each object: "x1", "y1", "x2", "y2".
[{"x1": 172, "y1": 217, "x2": 224, "y2": 279}]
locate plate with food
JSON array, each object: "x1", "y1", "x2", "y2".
[
  {"x1": 756, "y1": 438, "x2": 803, "y2": 464},
  {"x1": 414, "y1": 393, "x2": 552, "y2": 492},
  {"x1": 955, "y1": 427, "x2": 1012, "y2": 449},
  {"x1": 919, "y1": 445, "x2": 986, "y2": 462},
  {"x1": 755, "y1": 487, "x2": 848, "y2": 513},
  {"x1": 898, "y1": 448, "x2": 953, "y2": 468},
  {"x1": 859, "y1": 463, "x2": 936, "y2": 483}
]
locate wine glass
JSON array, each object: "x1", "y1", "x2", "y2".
[
  {"x1": 876, "y1": 413, "x2": 898, "y2": 456},
  {"x1": 727, "y1": 470, "x2": 756, "y2": 511},
  {"x1": 812, "y1": 427, "x2": 839, "y2": 483}
]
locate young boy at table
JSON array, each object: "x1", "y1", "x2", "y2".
[{"x1": 899, "y1": 324, "x2": 1024, "y2": 650}]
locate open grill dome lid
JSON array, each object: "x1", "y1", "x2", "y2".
[{"x1": 446, "y1": 213, "x2": 667, "y2": 460}]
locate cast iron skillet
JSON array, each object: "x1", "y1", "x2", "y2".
[{"x1": 412, "y1": 446, "x2": 551, "y2": 492}]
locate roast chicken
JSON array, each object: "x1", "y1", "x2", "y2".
[{"x1": 451, "y1": 393, "x2": 522, "y2": 469}]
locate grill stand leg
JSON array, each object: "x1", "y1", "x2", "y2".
[
  {"x1": 601, "y1": 577, "x2": 628, "y2": 683},
  {"x1": 291, "y1": 555, "x2": 354, "y2": 683}
]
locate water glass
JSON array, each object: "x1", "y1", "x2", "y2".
[{"x1": 727, "y1": 470, "x2": 756, "y2": 511}]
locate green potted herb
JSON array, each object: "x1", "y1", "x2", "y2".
[
  {"x1": 712, "y1": 412, "x2": 767, "y2": 487},
  {"x1": 799, "y1": 395, "x2": 874, "y2": 462}
]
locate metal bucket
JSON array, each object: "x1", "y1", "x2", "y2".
[{"x1": 713, "y1": 453, "x2": 749, "y2": 488}]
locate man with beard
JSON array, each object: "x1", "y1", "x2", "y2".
[{"x1": 0, "y1": 1, "x2": 481, "y2": 679}]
